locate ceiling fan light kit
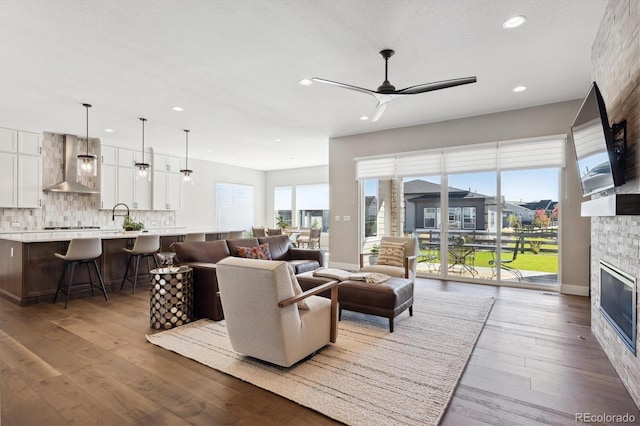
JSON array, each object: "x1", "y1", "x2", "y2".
[{"x1": 311, "y1": 48, "x2": 477, "y2": 122}]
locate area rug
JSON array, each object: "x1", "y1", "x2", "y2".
[{"x1": 146, "y1": 287, "x2": 494, "y2": 426}]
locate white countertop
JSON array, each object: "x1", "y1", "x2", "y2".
[{"x1": 0, "y1": 228, "x2": 228, "y2": 243}]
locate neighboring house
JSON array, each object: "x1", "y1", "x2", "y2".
[
  {"x1": 503, "y1": 201, "x2": 535, "y2": 226},
  {"x1": 404, "y1": 180, "x2": 558, "y2": 231},
  {"x1": 403, "y1": 179, "x2": 496, "y2": 232}
]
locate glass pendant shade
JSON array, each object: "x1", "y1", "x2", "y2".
[
  {"x1": 77, "y1": 103, "x2": 97, "y2": 177},
  {"x1": 180, "y1": 129, "x2": 194, "y2": 185},
  {"x1": 135, "y1": 117, "x2": 151, "y2": 182}
]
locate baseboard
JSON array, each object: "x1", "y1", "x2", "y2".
[
  {"x1": 328, "y1": 261, "x2": 359, "y2": 272},
  {"x1": 559, "y1": 284, "x2": 590, "y2": 297}
]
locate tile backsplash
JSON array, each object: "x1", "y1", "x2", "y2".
[{"x1": 0, "y1": 132, "x2": 175, "y2": 232}]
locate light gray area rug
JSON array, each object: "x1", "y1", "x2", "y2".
[{"x1": 146, "y1": 287, "x2": 494, "y2": 426}]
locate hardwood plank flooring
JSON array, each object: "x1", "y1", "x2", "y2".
[{"x1": 1, "y1": 278, "x2": 638, "y2": 425}]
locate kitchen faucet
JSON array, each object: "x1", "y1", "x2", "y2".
[{"x1": 112, "y1": 203, "x2": 130, "y2": 221}]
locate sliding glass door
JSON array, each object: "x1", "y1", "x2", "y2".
[{"x1": 357, "y1": 135, "x2": 564, "y2": 290}]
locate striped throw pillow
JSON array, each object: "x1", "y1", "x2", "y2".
[{"x1": 376, "y1": 241, "x2": 406, "y2": 267}]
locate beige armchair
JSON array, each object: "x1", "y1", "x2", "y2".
[
  {"x1": 359, "y1": 236, "x2": 419, "y2": 282},
  {"x1": 216, "y1": 257, "x2": 338, "y2": 367}
]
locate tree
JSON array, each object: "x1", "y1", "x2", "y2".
[
  {"x1": 532, "y1": 209, "x2": 551, "y2": 228},
  {"x1": 507, "y1": 213, "x2": 521, "y2": 228}
]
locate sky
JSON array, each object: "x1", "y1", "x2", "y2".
[{"x1": 364, "y1": 168, "x2": 560, "y2": 203}]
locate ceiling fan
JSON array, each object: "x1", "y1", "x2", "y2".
[{"x1": 312, "y1": 49, "x2": 477, "y2": 122}]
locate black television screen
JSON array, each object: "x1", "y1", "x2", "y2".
[{"x1": 570, "y1": 82, "x2": 624, "y2": 197}]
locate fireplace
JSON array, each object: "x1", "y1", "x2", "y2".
[{"x1": 600, "y1": 260, "x2": 637, "y2": 355}]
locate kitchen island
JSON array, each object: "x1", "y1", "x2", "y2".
[{"x1": 0, "y1": 229, "x2": 232, "y2": 305}]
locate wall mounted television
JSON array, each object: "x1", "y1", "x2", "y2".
[{"x1": 570, "y1": 82, "x2": 626, "y2": 197}]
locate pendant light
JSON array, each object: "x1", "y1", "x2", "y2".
[
  {"x1": 180, "y1": 129, "x2": 194, "y2": 184},
  {"x1": 135, "y1": 117, "x2": 151, "y2": 181},
  {"x1": 77, "y1": 103, "x2": 97, "y2": 177}
]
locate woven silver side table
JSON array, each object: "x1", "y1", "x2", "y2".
[{"x1": 150, "y1": 266, "x2": 193, "y2": 330}]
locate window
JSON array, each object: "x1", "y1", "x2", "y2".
[
  {"x1": 364, "y1": 179, "x2": 379, "y2": 236},
  {"x1": 357, "y1": 135, "x2": 564, "y2": 288},
  {"x1": 215, "y1": 182, "x2": 254, "y2": 231},
  {"x1": 274, "y1": 186, "x2": 292, "y2": 226},
  {"x1": 423, "y1": 207, "x2": 437, "y2": 228},
  {"x1": 296, "y1": 184, "x2": 329, "y2": 232},
  {"x1": 463, "y1": 207, "x2": 476, "y2": 229},
  {"x1": 448, "y1": 207, "x2": 462, "y2": 229}
]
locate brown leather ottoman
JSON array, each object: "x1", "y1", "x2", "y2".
[{"x1": 296, "y1": 271, "x2": 413, "y2": 332}]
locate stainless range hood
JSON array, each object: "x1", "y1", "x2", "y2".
[{"x1": 43, "y1": 134, "x2": 100, "y2": 194}]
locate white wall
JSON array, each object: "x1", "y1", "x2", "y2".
[
  {"x1": 328, "y1": 100, "x2": 592, "y2": 293},
  {"x1": 176, "y1": 157, "x2": 266, "y2": 231}
]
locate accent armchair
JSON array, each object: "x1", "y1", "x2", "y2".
[
  {"x1": 216, "y1": 257, "x2": 339, "y2": 367},
  {"x1": 359, "y1": 236, "x2": 419, "y2": 282}
]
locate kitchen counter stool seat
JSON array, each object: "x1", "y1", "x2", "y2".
[
  {"x1": 53, "y1": 237, "x2": 108, "y2": 309},
  {"x1": 121, "y1": 234, "x2": 160, "y2": 294}
]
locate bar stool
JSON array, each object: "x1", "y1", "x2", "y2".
[
  {"x1": 184, "y1": 232, "x2": 206, "y2": 242},
  {"x1": 120, "y1": 234, "x2": 160, "y2": 294},
  {"x1": 53, "y1": 238, "x2": 108, "y2": 309}
]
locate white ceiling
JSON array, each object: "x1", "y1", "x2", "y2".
[{"x1": 0, "y1": 0, "x2": 607, "y2": 171}]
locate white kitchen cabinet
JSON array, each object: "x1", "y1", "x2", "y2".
[
  {"x1": 0, "y1": 128, "x2": 42, "y2": 208},
  {"x1": 0, "y1": 152, "x2": 18, "y2": 207},
  {"x1": 17, "y1": 131, "x2": 42, "y2": 155},
  {"x1": 152, "y1": 151, "x2": 182, "y2": 211},
  {"x1": 100, "y1": 145, "x2": 152, "y2": 210},
  {"x1": 100, "y1": 164, "x2": 118, "y2": 209},
  {"x1": 153, "y1": 153, "x2": 181, "y2": 172},
  {"x1": 0, "y1": 128, "x2": 17, "y2": 152},
  {"x1": 17, "y1": 155, "x2": 42, "y2": 208},
  {"x1": 117, "y1": 167, "x2": 151, "y2": 210},
  {"x1": 101, "y1": 145, "x2": 118, "y2": 166},
  {"x1": 153, "y1": 170, "x2": 182, "y2": 211}
]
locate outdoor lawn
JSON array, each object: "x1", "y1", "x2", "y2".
[{"x1": 419, "y1": 247, "x2": 559, "y2": 273}]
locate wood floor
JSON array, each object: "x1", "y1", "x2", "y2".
[{"x1": 1, "y1": 278, "x2": 638, "y2": 425}]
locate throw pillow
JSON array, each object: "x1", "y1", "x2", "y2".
[
  {"x1": 235, "y1": 243, "x2": 272, "y2": 260},
  {"x1": 375, "y1": 240, "x2": 406, "y2": 267},
  {"x1": 287, "y1": 266, "x2": 310, "y2": 310}
]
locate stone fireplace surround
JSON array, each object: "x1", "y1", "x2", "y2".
[{"x1": 589, "y1": 0, "x2": 640, "y2": 408}]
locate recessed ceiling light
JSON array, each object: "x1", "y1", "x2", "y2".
[
  {"x1": 104, "y1": 128, "x2": 114, "y2": 133},
  {"x1": 360, "y1": 116, "x2": 369, "y2": 121},
  {"x1": 275, "y1": 138, "x2": 282, "y2": 142},
  {"x1": 172, "y1": 106, "x2": 184, "y2": 111},
  {"x1": 513, "y1": 86, "x2": 527, "y2": 92},
  {"x1": 503, "y1": 15, "x2": 526, "y2": 29},
  {"x1": 207, "y1": 150, "x2": 214, "y2": 153},
  {"x1": 299, "y1": 79, "x2": 313, "y2": 86}
]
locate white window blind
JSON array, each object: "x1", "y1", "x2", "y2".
[
  {"x1": 296, "y1": 183, "x2": 329, "y2": 210},
  {"x1": 498, "y1": 136, "x2": 565, "y2": 170},
  {"x1": 356, "y1": 135, "x2": 565, "y2": 178},
  {"x1": 355, "y1": 157, "x2": 396, "y2": 180},
  {"x1": 215, "y1": 182, "x2": 254, "y2": 231},
  {"x1": 396, "y1": 151, "x2": 442, "y2": 176},
  {"x1": 274, "y1": 186, "x2": 292, "y2": 210},
  {"x1": 444, "y1": 142, "x2": 497, "y2": 173}
]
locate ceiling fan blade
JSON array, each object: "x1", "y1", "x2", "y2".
[
  {"x1": 395, "y1": 76, "x2": 477, "y2": 95},
  {"x1": 311, "y1": 78, "x2": 377, "y2": 97},
  {"x1": 370, "y1": 101, "x2": 389, "y2": 122}
]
